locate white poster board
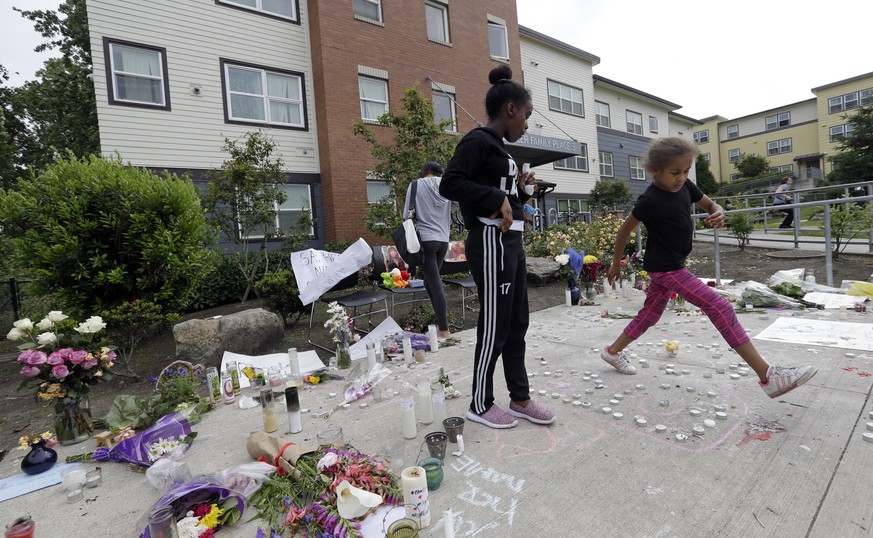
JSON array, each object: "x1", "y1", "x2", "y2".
[
  {"x1": 220, "y1": 350, "x2": 325, "y2": 388},
  {"x1": 802, "y1": 292, "x2": 862, "y2": 309},
  {"x1": 754, "y1": 317, "x2": 873, "y2": 351},
  {"x1": 348, "y1": 317, "x2": 403, "y2": 360},
  {"x1": 290, "y1": 239, "x2": 372, "y2": 305}
]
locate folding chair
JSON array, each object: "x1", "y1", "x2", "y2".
[
  {"x1": 440, "y1": 241, "x2": 478, "y2": 330},
  {"x1": 306, "y1": 272, "x2": 388, "y2": 354}
]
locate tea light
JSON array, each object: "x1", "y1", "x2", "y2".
[
  {"x1": 703, "y1": 372, "x2": 713, "y2": 379},
  {"x1": 538, "y1": 390, "x2": 547, "y2": 396},
  {"x1": 585, "y1": 388, "x2": 594, "y2": 394},
  {"x1": 609, "y1": 399, "x2": 620, "y2": 405},
  {"x1": 60, "y1": 467, "x2": 87, "y2": 491},
  {"x1": 655, "y1": 424, "x2": 667, "y2": 433},
  {"x1": 551, "y1": 392, "x2": 561, "y2": 399},
  {"x1": 681, "y1": 369, "x2": 691, "y2": 375},
  {"x1": 867, "y1": 423, "x2": 873, "y2": 431},
  {"x1": 730, "y1": 374, "x2": 741, "y2": 380},
  {"x1": 612, "y1": 412, "x2": 623, "y2": 420},
  {"x1": 706, "y1": 391, "x2": 717, "y2": 398},
  {"x1": 562, "y1": 397, "x2": 571, "y2": 404},
  {"x1": 635, "y1": 384, "x2": 645, "y2": 391},
  {"x1": 602, "y1": 407, "x2": 612, "y2": 414},
  {"x1": 704, "y1": 419, "x2": 717, "y2": 428},
  {"x1": 685, "y1": 386, "x2": 696, "y2": 393},
  {"x1": 581, "y1": 402, "x2": 592, "y2": 408},
  {"x1": 714, "y1": 405, "x2": 726, "y2": 412},
  {"x1": 715, "y1": 411, "x2": 728, "y2": 420},
  {"x1": 665, "y1": 368, "x2": 675, "y2": 375},
  {"x1": 675, "y1": 433, "x2": 688, "y2": 442},
  {"x1": 660, "y1": 384, "x2": 670, "y2": 390},
  {"x1": 692, "y1": 426, "x2": 705, "y2": 435},
  {"x1": 639, "y1": 359, "x2": 649, "y2": 368},
  {"x1": 85, "y1": 468, "x2": 102, "y2": 488},
  {"x1": 614, "y1": 393, "x2": 624, "y2": 400},
  {"x1": 659, "y1": 400, "x2": 670, "y2": 407},
  {"x1": 635, "y1": 417, "x2": 647, "y2": 427},
  {"x1": 690, "y1": 409, "x2": 702, "y2": 417},
  {"x1": 66, "y1": 487, "x2": 84, "y2": 503},
  {"x1": 544, "y1": 371, "x2": 552, "y2": 377}
]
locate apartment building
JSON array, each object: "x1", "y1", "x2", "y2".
[{"x1": 812, "y1": 71, "x2": 873, "y2": 176}]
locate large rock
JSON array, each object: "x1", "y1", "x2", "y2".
[
  {"x1": 173, "y1": 308, "x2": 284, "y2": 366},
  {"x1": 526, "y1": 256, "x2": 559, "y2": 286}
]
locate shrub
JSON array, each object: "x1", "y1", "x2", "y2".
[
  {"x1": 254, "y1": 269, "x2": 306, "y2": 327},
  {"x1": 0, "y1": 153, "x2": 213, "y2": 316},
  {"x1": 396, "y1": 303, "x2": 458, "y2": 334},
  {"x1": 185, "y1": 252, "x2": 247, "y2": 312},
  {"x1": 725, "y1": 198, "x2": 755, "y2": 250},
  {"x1": 102, "y1": 300, "x2": 179, "y2": 378},
  {"x1": 524, "y1": 214, "x2": 637, "y2": 261}
]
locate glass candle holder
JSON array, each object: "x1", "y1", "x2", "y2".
[
  {"x1": 316, "y1": 427, "x2": 344, "y2": 448},
  {"x1": 60, "y1": 467, "x2": 87, "y2": 490},
  {"x1": 227, "y1": 361, "x2": 241, "y2": 395},
  {"x1": 261, "y1": 388, "x2": 278, "y2": 433},
  {"x1": 84, "y1": 467, "x2": 102, "y2": 488},
  {"x1": 66, "y1": 487, "x2": 84, "y2": 504},
  {"x1": 4, "y1": 517, "x2": 36, "y2": 538},
  {"x1": 147, "y1": 505, "x2": 179, "y2": 538}
]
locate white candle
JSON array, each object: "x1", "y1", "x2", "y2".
[
  {"x1": 402, "y1": 335, "x2": 413, "y2": 361},
  {"x1": 401, "y1": 466, "x2": 431, "y2": 528},
  {"x1": 287, "y1": 347, "x2": 300, "y2": 376},
  {"x1": 416, "y1": 380, "x2": 433, "y2": 425},
  {"x1": 444, "y1": 509, "x2": 456, "y2": 538},
  {"x1": 365, "y1": 343, "x2": 377, "y2": 370},
  {"x1": 565, "y1": 288, "x2": 572, "y2": 307},
  {"x1": 400, "y1": 383, "x2": 417, "y2": 439},
  {"x1": 428, "y1": 324, "x2": 439, "y2": 352},
  {"x1": 457, "y1": 434, "x2": 465, "y2": 453},
  {"x1": 602, "y1": 277, "x2": 610, "y2": 297}
]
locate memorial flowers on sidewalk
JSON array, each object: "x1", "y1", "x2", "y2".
[
  {"x1": 324, "y1": 302, "x2": 359, "y2": 369},
  {"x1": 581, "y1": 255, "x2": 606, "y2": 287}
]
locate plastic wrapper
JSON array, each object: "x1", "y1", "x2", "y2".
[
  {"x1": 738, "y1": 281, "x2": 804, "y2": 309},
  {"x1": 145, "y1": 448, "x2": 193, "y2": 493},
  {"x1": 768, "y1": 268, "x2": 844, "y2": 294},
  {"x1": 847, "y1": 280, "x2": 873, "y2": 298},
  {"x1": 314, "y1": 363, "x2": 392, "y2": 418},
  {"x1": 93, "y1": 412, "x2": 193, "y2": 467},
  {"x1": 246, "y1": 431, "x2": 317, "y2": 478}
]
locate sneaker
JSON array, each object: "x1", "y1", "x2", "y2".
[
  {"x1": 759, "y1": 365, "x2": 818, "y2": 398},
  {"x1": 466, "y1": 405, "x2": 518, "y2": 429},
  {"x1": 508, "y1": 400, "x2": 556, "y2": 425},
  {"x1": 600, "y1": 347, "x2": 637, "y2": 375}
]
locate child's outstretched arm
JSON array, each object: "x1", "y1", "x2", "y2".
[
  {"x1": 608, "y1": 214, "x2": 641, "y2": 285},
  {"x1": 698, "y1": 195, "x2": 725, "y2": 228}
]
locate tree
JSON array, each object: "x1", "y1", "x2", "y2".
[
  {"x1": 734, "y1": 153, "x2": 770, "y2": 178},
  {"x1": 695, "y1": 155, "x2": 719, "y2": 195},
  {"x1": 724, "y1": 198, "x2": 755, "y2": 250},
  {"x1": 588, "y1": 178, "x2": 632, "y2": 211},
  {"x1": 828, "y1": 105, "x2": 873, "y2": 185},
  {"x1": 353, "y1": 86, "x2": 458, "y2": 237},
  {"x1": 202, "y1": 131, "x2": 290, "y2": 302}
]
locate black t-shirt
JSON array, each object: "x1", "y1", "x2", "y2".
[
  {"x1": 439, "y1": 127, "x2": 530, "y2": 229},
  {"x1": 632, "y1": 181, "x2": 704, "y2": 272}
]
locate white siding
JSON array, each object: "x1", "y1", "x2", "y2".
[
  {"x1": 520, "y1": 37, "x2": 599, "y2": 195},
  {"x1": 88, "y1": 0, "x2": 318, "y2": 172},
  {"x1": 592, "y1": 87, "x2": 670, "y2": 143}
]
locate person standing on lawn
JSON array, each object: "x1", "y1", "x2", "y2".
[{"x1": 599, "y1": 137, "x2": 817, "y2": 398}]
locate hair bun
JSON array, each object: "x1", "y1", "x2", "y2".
[{"x1": 488, "y1": 65, "x2": 513, "y2": 85}]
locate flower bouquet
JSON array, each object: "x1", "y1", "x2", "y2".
[
  {"x1": 581, "y1": 255, "x2": 606, "y2": 298},
  {"x1": 669, "y1": 291, "x2": 686, "y2": 309},
  {"x1": 324, "y1": 303, "x2": 359, "y2": 369},
  {"x1": 17, "y1": 431, "x2": 57, "y2": 450},
  {"x1": 137, "y1": 475, "x2": 248, "y2": 538},
  {"x1": 8, "y1": 311, "x2": 116, "y2": 445}
]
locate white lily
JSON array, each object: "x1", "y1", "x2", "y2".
[{"x1": 335, "y1": 479, "x2": 382, "y2": 519}]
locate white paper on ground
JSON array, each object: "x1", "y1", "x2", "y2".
[
  {"x1": 220, "y1": 350, "x2": 324, "y2": 388},
  {"x1": 291, "y1": 238, "x2": 372, "y2": 306},
  {"x1": 0, "y1": 462, "x2": 81, "y2": 502},
  {"x1": 358, "y1": 504, "x2": 405, "y2": 537},
  {"x1": 348, "y1": 317, "x2": 403, "y2": 360},
  {"x1": 698, "y1": 277, "x2": 733, "y2": 285},
  {"x1": 754, "y1": 317, "x2": 873, "y2": 351},
  {"x1": 802, "y1": 292, "x2": 861, "y2": 309}
]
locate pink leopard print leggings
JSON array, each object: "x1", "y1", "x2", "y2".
[{"x1": 624, "y1": 268, "x2": 749, "y2": 348}]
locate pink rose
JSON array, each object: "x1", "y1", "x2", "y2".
[
  {"x1": 103, "y1": 350, "x2": 117, "y2": 362},
  {"x1": 57, "y1": 348, "x2": 75, "y2": 361},
  {"x1": 81, "y1": 359, "x2": 99, "y2": 370},
  {"x1": 47, "y1": 351, "x2": 64, "y2": 366},
  {"x1": 19, "y1": 349, "x2": 48, "y2": 366},
  {"x1": 20, "y1": 365, "x2": 41, "y2": 378},
  {"x1": 68, "y1": 350, "x2": 90, "y2": 365},
  {"x1": 51, "y1": 364, "x2": 70, "y2": 380}
]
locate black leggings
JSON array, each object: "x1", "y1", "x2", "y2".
[{"x1": 419, "y1": 241, "x2": 449, "y2": 331}]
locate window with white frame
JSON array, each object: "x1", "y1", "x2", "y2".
[
  {"x1": 649, "y1": 115, "x2": 659, "y2": 133},
  {"x1": 726, "y1": 124, "x2": 739, "y2": 140},
  {"x1": 595, "y1": 101, "x2": 610, "y2": 128},
  {"x1": 829, "y1": 123, "x2": 855, "y2": 142},
  {"x1": 557, "y1": 199, "x2": 587, "y2": 213},
  {"x1": 693, "y1": 129, "x2": 709, "y2": 144},
  {"x1": 861, "y1": 88, "x2": 873, "y2": 106},
  {"x1": 765, "y1": 112, "x2": 790, "y2": 131},
  {"x1": 432, "y1": 92, "x2": 456, "y2": 132},
  {"x1": 729, "y1": 173, "x2": 740, "y2": 181},
  {"x1": 828, "y1": 89, "x2": 869, "y2": 114},
  {"x1": 626, "y1": 110, "x2": 643, "y2": 135},
  {"x1": 553, "y1": 145, "x2": 588, "y2": 172},
  {"x1": 487, "y1": 21, "x2": 509, "y2": 60},
  {"x1": 366, "y1": 180, "x2": 392, "y2": 204},
  {"x1": 105, "y1": 40, "x2": 169, "y2": 108},
  {"x1": 766, "y1": 137, "x2": 792, "y2": 155},
  {"x1": 629, "y1": 156, "x2": 645, "y2": 180},
  {"x1": 353, "y1": 0, "x2": 381, "y2": 22},
  {"x1": 768, "y1": 164, "x2": 793, "y2": 174},
  {"x1": 425, "y1": 2, "x2": 449, "y2": 43},
  {"x1": 599, "y1": 151, "x2": 613, "y2": 177},
  {"x1": 223, "y1": 62, "x2": 305, "y2": 128},
  {"x1": 828, "y1": 96, "x2": 844, "y2": 114},
  {"x1": 218, "y1": 0, "x2": 297, "y2": 21},
  {"x1": 728, "y1": 148, "x2": 740, "y2": 163},
  {"x1": 359, "y1": 76, "x2": 388, "y2": 121},
  {"x1": 242, "y1": 184, "x2": 312, "y2": 239},
  {"x1": 547, "y1": 80, "x2": 584, "y2": 116}
]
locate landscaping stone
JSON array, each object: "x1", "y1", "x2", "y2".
[
  {"x1": 173, "y1": 308, "x2": 283, "y2": 366},
  {"x1": 526, "y1": 256, "x2": 559, "y2": 285}
]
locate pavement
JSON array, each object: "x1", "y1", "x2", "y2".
[
  {"x1": 694, "y1": 225, "x2": 873, "y2": 256},
  {"x1": 3, "y1": 286, "x2": 873, "y2": 537}
]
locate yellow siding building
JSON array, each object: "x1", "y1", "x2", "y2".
[{"x1": 812, "y1": 71, "x2": 873, "y2": 176}]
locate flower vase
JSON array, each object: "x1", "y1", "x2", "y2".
[
  {"x1": 584, "y1": 284, "x2": 596, "y2": 301},
  {"x1": 54, "y1": 395, "x2": 93, "y2": 446},
  {"x1": 567, "y1": 279, "x2": 581, "y2": 305},
  {"x1": 336, "y1": 343, "x2": 352, "y2": 370},
  {"x1": 21, "y1": 438, "x2": 58, "y2": 475}
]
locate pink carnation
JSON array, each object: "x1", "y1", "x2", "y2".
[
  {"x1": 47, "y1": 351, "x2": 64, "y2": 366},
  {"x1": 68, "y1": 350, "x2": 90, "y2": 365},
  {"x1": 20, "y1": 365, "x2": 41, "y2": 378},
  {"x1": 81, "y1": 358, "x2": 99, "y2": 370},
  {"x1": 51, "y1": 364, "x2": 70, "y2": 380},
  {"x1": 18, "y1": 349, "x2": 48, "y2": 366}
]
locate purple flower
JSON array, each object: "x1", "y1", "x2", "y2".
[
  {"x1": 256, "y1": 529, "x2": 265, "y2": 538},
  {"x1": 148, "y1": 374, "x2": 158, "y2": 384},
  {"x1": 19, "y1": 349, "x2": 48, "y2": 366},
  {"x1": 20, "y1": 365, "x2": 41, "y2": 378},
  {"x1": 68, "y1": 349, "x2": 90, "y2": 365},
  {"x1": 46, "y1": 352, "x2": 64, "y2": 366},
  {"x1": 81, "y1": 358, "x2": 99, "y2": 370},
  {"x1": 52, "y1": 364, "x2": 70, "y2": 380}
]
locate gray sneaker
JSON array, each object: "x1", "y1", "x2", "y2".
[{"x1": 600, "y1": 347, "x2": 637, "y2": 375}]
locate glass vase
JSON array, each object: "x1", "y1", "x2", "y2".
[
  {"x1": 584, "y1": 284, "x2": 596, "y2": 301},
  {"x1": 54, "y1": 395, "x2": 93, "y2": 446},
  {"x1": 337, "y1": 342, "x2": 352, "y2": 369}
]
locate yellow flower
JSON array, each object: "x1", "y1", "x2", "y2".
[
  {"x1": 583, "y1": 255, "x2": 598, "y2": 263},
  {"x1": 199, "y1": 504, "x2": 223, "y2": 529}
]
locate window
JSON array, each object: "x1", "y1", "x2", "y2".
[
  {"x1": 829, "y1": 89, "x2": 870, "y2": 114},
  {"x1": 728, "y1": 148, "x2": 740, "y2": 163},
  {"x1": 425, "y1": 2, "x2": 449, "y2": 43},
  {"x1": 844, "y1": 92, "x2": 859, "y2": 110},
  {"x1": 729, "y1": 173, "x2": 740, "y2": 181},
  {"x1": 828, "y1": 96, "x2": 843, "y2": 114},
  {"x1": 861, "y1": 89, "x2": 873, "y2": 106},
  {"x1": 547, "y1": 80, "x2": 584, "y2": 116},
  {"x1": 243, "y1": 184, "x2": 312, "y2": 238},
  {"x1": 726, "y1": 124, "x2": 739, "y2": 140},
  {"x1": 353, "y1": 0, "x2": 381, "y2": 22},
  {"x1": 768, "y1": 164, "x2": 793, "y2": 174},
  {"x1": 648, "y1": 116, "x2": 659, "y2": 134},
  {"x1": 432, "y1": 92, "x2": 456, "y2": 132},
  {"x1": 693, "y1": 129, "x2": 709, "y2": 144},
  {"x1": 701, "y1": 153, "x2": 710, "y2": 163},
  {"x1": 366, "y1": 180, "x2": 392, "y2": 203},
  {"x1": 765, "y1": 112, "x2": 790, "y2": 131},
  {"x1": 557, "y1": 199, "x2": 587, "y2": 213},
  {"x1": 629, "y1": 156, "x2": 645, "y2": 180},
  {"x1": 488, "y1": 22, "x2": 509, "y2": 60},
  {"x1": 595, "y1": 101, "x2": 610, "y2": 127},
  {"x1": 218, "y1": 0, "x2": 297, "y2": 21},
  {"x1": 223, "y1": 61, "x2": 305, "y2": 128},
  {"x1": 553, "y1": 145, "x2": 588, "y2": 172},
  {"x1": 599, "y1": 151, "x2": 614, "y2": 177},
  {"x1": 766, "y1": 137, "x2": 792, "y2": 155},
  {"x1": 105, "y1": 39, "x2": 170, "y2": 109},
  {"x1": 829, "y1": 124, "x2": 855, "y2": 142},
  {"x1": 359, "y1": 76, "x2": 388, "y2": 121},
  {"x1": 626, "y1": 110, "x2": 643, "y2": 135}
]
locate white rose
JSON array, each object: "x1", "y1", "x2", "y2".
[
  {"x1": 37, "y1": 332, "x2": 58, "y2": 346},
  {"x1": 75, "y1": 316, "x2": 106, "y2": 334},
  {"x1": 6, "y1": 327, "x2": 23, "y2": 341},
  {"x1": 555, "y1": 254, "x2": 570, "y2": 266},
  {"x1": 13, "y1": 318, "x2": 33, "y2": 331},
  {"x1": 317, "y1": 452, "x2": 339, "y2": 471},
  {"x1": 36, "y1": 318, "x2": 54, "y2": 331},
  {"x1": 47, "y1": 311, "x2": 68, "y2": 323}
]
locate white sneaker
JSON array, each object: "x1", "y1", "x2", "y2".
[
  {"x1": 600, "y1": 347, "x2": 637, "y2": 375},
  {"x1": 759, "y1": 365, "x2": 817, "y2": 398}
]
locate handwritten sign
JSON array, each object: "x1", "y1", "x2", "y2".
[{"x1": 290, "y1": 239, "x2": 372, "y2": 305}]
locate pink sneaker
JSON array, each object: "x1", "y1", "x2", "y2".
[
  {"x1": 508, "y1": 400, "x2": 556, "y2": 425},
  {"x1": 466, "y1": 405, "x2": 518, "y2": 429}
]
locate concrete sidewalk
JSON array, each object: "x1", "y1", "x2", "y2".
[
  {"x1": 694, "y1": 226, "x2": 873, "y2": 256},
  {"x1": 2, "y1": 289, "x2": 873, "y2": 537}
]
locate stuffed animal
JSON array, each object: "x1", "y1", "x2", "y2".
[{"x1": 381, "y1": 272, "x2": 395, "y2": 288}]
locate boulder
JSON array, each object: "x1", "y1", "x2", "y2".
[
  {"x1": 526, "y1": 256, "x2": 559, "y2": 286},
  {"x1": 173, "y1": 308, "x2": 284, "y2": 367}
]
